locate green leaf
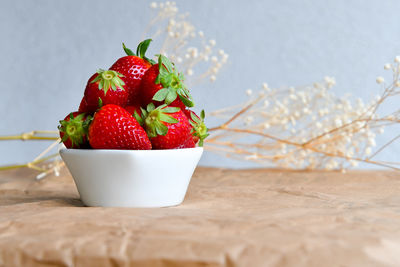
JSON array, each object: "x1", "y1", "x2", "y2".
[
  {"x1": 136, "y1": 39, "x2": 152, "y2": 59},
  {"x1": 103, "y1": 80, "x2": 110, "y2": 94},
  {"x1": 162, "y1": 106, "x2": 180, "y2": 113},
  {"x1": 179, "y1": 95, "x2": 194, "y2": 107},
  {"x1": 165, "y1": 90, "x2": 178, "y2": 104},
  {"x1": 122, "y1": 43, "x2": 136, "y2": 56},
  {"x1": 159, "y1": 113, "x2": 178, "y2": 124},
  {"x1": 145, "y1": 57, "x2": 156, "y2": 65},
  {"x1": 133, "y1": 111, "x2": 143, "y2": 125},
  {"x1": 140, "y1": 107, "x2": 147, "y2": 117},
  {"x1": 91, "y1": 74, "x2": 101, "y2": 84},
  {"x1": 158, "y1": 54, "x2": 174, "y2": 73},
  {"x1": 147, "y1": 103, "x2": 155, "y2": 112},
  {"x1": 98, "y1": 98, "x2": 103, "y2": 108},
  {"x1": 157, "y1": 104, "x2": 167, "y2": 109},
  {"x1": 152, "y1": 88, "x2": 169, "y2": 101},
  {"x1": 155, "y1": 122, "x2": 168, "y2": 136},
  {"x1": 190, "y1": 112, "x2": 201, "y2": 124}
]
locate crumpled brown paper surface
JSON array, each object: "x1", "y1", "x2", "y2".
[{"x1": 1, "y1": 167, "x2": 400, "y2": 267}]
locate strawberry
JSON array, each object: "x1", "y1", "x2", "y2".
[
  {"x1": 177, "y1": 135, "x2": 196, "y2": 149},
  {"x1": 110, "y1": 39, "x2": 154, "y2": 105},
  {"x1": 139, "y1": 104, "x2": 193, "y2": 149},
  {"x1": 139, "y1": 55, "x2": 194, "y2": 109},
  {"x1": 58, "y1": 112, "x2": 91, "y2": 148},
  {"x1": 83, "y1": 69, "x2": 128, "y2": 113},
  {"x1": 186, "y1": 110, "x2": 209, "y2": 146},
  {"x1": 124, "y1": 104, "x2": 142, "y2": 117},
  {"x1": 78, "y1": 97, "x2": 89, "y2": 113},
  {"x1": 88, "y1": 104, "x2": 151, "y2": 150}
]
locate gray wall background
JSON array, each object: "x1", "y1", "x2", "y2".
[{"x1": 1, "y1": 0, "x2": 399, "y2": 168}]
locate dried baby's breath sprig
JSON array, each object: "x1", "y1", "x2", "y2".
[
  {"x1": 145, "y1": 1, "x2": 228, "y2": 86},
  {"x1": 206, "y1": 57, "x2": 400, "y2": 171}
]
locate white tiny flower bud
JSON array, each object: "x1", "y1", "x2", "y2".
[
  {"x1": 246, "y1": 89, "x2": 253, "y2": 96},
  {"x1": 176, "y1": 57, "x2": 183, "y2": 63},
  {"x1": 218, "y1": 49, "x2": 225, "y2": 56},
  {"x1": 368, "y1": 138, "x2": 376, "y2": 147},
  {"x1": 168, "y1": 31, "x2": 174, "y2": 37},
  {"x1": 335, "y1": 118, "x2": 343, "y2": 127},
  {"x1": 365, "y1": 147, "x2": 372, "y2": 155},
  {"x1": 209, "y1": 39, "x2": 216, "y2": 46},
  {"x1": 244, "y1": 116, "x2": 254, "y2": 125},
  {"x1": 198, "y1": 31, "x2": 204, "y2": 37},
  {"x1": 378, "y1": 127, "x2": 384, "y2": 134},
  {"x1": 350, "y1": 160, "x2": 359, "y2": 167},
  {"x1": 150, "y1": 2, "x2": 157, "y2": 8},
  {"x1": 187, "y1": 69, "x2": 193, "y2": 76},
  {"x1": 210, "y1": 75, "x2": 216, "y2": 82},
  {"x1": 211, "y1": 56, "x2": 218, "y2": 62},
  {"x1": 384, "y1": 63, "x2": 392, "y2": 70},
  {"x1": 263, "y1": 123, "x2": 270, "y2": 129},
  {"x1": 263, "y1": 100, "x2": 269, "y2": 107},
  {"x1": 169, "y1": 19, "x2": 176, "y2": 26},
  {"x1": 395, "y1": 56, "x2": 400, "y2": 63},
  {"x1": 376, "y1": 76, "x2": 384, "y2": 84}
]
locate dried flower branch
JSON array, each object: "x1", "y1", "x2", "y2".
[
  {"x1": 2, "y1": 1, "x2": 400, "y2": 178},
  {"x1": 207, "y1": 58, "x2": 400, "y2": 171},
  {"x1": 145, "y1": 1, "x2": 229, "y2": 86}
]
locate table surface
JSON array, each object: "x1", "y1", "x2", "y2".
[{"x1": 1, "y1": 167, "x2": 400, "y2": 267}]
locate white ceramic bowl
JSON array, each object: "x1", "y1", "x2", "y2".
[{"x1": 60, "y1": 147, "x2": 203, "y2": 207}]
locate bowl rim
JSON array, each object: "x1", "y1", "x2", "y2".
[{"x1": 60, "y1": 147, "x2": 203, "y2": 154}]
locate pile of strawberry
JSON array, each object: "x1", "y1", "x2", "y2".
[{"x1": 58, "y1": 39, "x2": 208, "y2": 150}]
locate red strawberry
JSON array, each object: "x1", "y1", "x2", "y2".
[
  {"x1": 139, "y1": 55, "x2": 194, "y2": 109},
  {"x1": 140, "y1": 104, "x2": 193, "y2": 149},
  {"x1": 78, "y1": 97, "x2": 88, "y2": 113},
  {"x1": 83, "y1": 70, "x2": 128, "y2": 113},
  {"x1": 88, "y1": 104, "x2": 151, "y2": 150},
  {"x1": 58, "y1": 112, "x2": 91, "y2": 148},
  {"x1": 124, "y1": 104, "x2": 142, "y2": 117},
  {"x1": 110, "y1": 39, "x2": 154, "y2": 105},
  {"x1": 177, "y1": 136, "x2": 196, "y2": 149}
]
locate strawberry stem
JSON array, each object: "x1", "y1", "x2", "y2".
[
  {"x1": 58, "y1": 113, "x2": 91, "y2": 148},
  {"x1": 91, "y1": 69, "x2": 125, "y2": 95}
]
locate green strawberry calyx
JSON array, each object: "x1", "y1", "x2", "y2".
[
  {"x1": 91, "y1": 69, "x2": 125, "y2": 95},
  {"x1": 152, "y1": 54, "x2": 194, "y2": 108},
  {"x1": 136, "y1": 103, "x2": 179, "y2": 138},
  {"x1": 190, "y1": 110, "x2": 209, "y2": 147},
  {"x1": 122, "y1": 39, "x2": 156, "y2": 65},
  {"x1": 58, "y1": 113, "x2": 92, "y2": 148}
]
